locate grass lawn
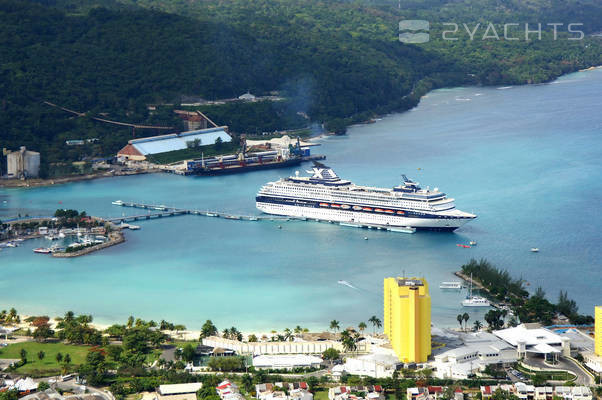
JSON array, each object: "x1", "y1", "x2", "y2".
[
  {"x1": 314, "y1": 390, "x2": 329, "y2": 400},
  {"x1": 0, "y1": 341, "x2": 91, "y2": 375}
]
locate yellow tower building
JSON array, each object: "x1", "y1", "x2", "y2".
[
  {"x1": 384, "y1": 277, "x2": 431, "y2": 363},
  {"x1": 594, "y1": 306, "x2": 602, "y2": 357}
]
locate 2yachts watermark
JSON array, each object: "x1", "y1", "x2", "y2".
[{"x1": 399, "y1": 20, "x2": 585, "y2": 43}]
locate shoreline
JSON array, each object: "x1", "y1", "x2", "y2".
[
  {"x1": 0, "y1": 169, "x2": 160, "y2": 189},
  {"x1": 2, "y1": 66, "x2": 600, "y2": 190}
]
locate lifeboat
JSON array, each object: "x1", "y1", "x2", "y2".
[
  {"x1": 384, "y1": 209, "x2": 395, "y2": 214},
  {"x1": 341, "y1": 205, "x2": 351, "y2": 210},
  {"x1": 352, "y1": 206, "x2": 363, "y2": 211},
  {"x1": 456, "y1": 244, "x2": 471, "y2": 248},
  {"x1": 331, "y1": 204, "x2": 341, "y2": 208},
  {"x1": 374, "y1": 208, "x2": 384, "y2": 213},
  {"x1": 362, "y1": 207, "x2": 373, "y2": 212},
  {"x1": 319, "y1": 203, "x2": 329, "y2": 207},
  {"x1": 396, "y1": 210, "x2": 405, "y2": 215}
]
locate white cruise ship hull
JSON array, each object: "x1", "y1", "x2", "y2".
[{"x1": 256, "y1": 202, "x2": 472, "y2": 231}]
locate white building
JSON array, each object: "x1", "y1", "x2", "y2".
[
  {"x1": 6, "y1": 147, "x2": 40, "y2": 179},
  {"x1": 117, "y1": 127, "x2": 231, "y2": 161},
  {"x1": 432, "y1": 331, "x2": 517, "y2": 379},
  {"x1": 493, "y1": 324, "x2": 569, "y2": 363},
  {"x1": 157, "y1": 383, "x2": 203, "y2": 400},
  {"x1": 342, "y1": 348, "x2": 399, "y2": 378},
  {"x1": 202, "y1": 336, "x2": 368, "y2": 355},
  {"x1": 252, "y1": 354, "x2": 322, "y2": 370}
]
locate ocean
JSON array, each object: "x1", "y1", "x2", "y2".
[{"x1": 1, "y1": 68, "x2": 601, "y2": 332}]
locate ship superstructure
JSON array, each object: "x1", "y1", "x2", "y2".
[{"x1": 256, "y1": 163, "x2": 476, "y2": 231}]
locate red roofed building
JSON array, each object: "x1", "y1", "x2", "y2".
[{"x1": 117, "y1": 143, "x2": 146, "y2": 161}]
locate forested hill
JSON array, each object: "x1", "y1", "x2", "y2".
[{"x1": 1, "y1": 0, "x2": 601, "y2": 177}]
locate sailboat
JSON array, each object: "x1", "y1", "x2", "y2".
[{"x1": 461, "y1": 273, "x2": 490, "y2": 307}]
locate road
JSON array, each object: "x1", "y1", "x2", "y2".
[{"x1": 523, "y1": 356, "x2": 593, "y2": 386}]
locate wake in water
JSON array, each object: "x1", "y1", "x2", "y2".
[{"x1": 337, "y1": 280, "x2": 358, "y2": 289}]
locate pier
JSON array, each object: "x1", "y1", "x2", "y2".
[
  {"x1": 108, "y1": 201, "x2": 291, "y2": 222},
  {"x1": 109, "y1": 201, "x2": 415, "y2": 233}
]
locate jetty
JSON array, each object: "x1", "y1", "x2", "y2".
[
  {"x1": 108, "y1": 201, "x2": 291, "y2": 222},
  {"x1": 109, "y1": 201, "x2": 415, "y2": 233}
]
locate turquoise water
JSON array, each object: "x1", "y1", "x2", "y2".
[{"x1": 1, "y1": 68, "x2": 601, "y2": 332}]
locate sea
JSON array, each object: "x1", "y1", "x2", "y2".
[{"x1": 1, "y1": 68, "x2": 601, "y2": 333}]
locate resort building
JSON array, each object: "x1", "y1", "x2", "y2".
[
  {"x1": 340, "y1": 347, "x2": 400, "y2": 378},
  {"x1": 202, "y1": 336, "x2": 369, "y2": 355},
  {"x1": 431, "y1": 331, "x2": 517, "y2": 379},
  {"x1": 493, "y1": 323, "x2": 570, "y2": 364},
  {"x1": 117, "y1": 126, "x2": 231, "y2": 161},
  {"x1": 383, "y1": 277, "x2": 431, "y2": 363},
  {"x1": 582, "y1": 305, "x2": 602, "y2": 373},
  {"x1": 252, "y1": 354, "x2": 322, "y2": 370}
]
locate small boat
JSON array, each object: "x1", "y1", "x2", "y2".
[
  {"x1": 530, "y1": 248, "x2": 539, "y2": 253},
  {"x1": 457, "y1": 244, "x2": 471, "y2": 248},
  {"x1": 362, "y1": 207, "x2": 373, "y2": 212},
  {"x1": 364, "y1": 237, "x2": 368, "y2": 240},
  {"x1": 462, "y1": 273, "x2": 490, "y2": 307},
  {"x1": 5, "y1": 242, "x2": 18, "y2": 248},
  {"x1": 45, "y1": 234, "x2": 58, "y2": 241},
  {"x1": 374, "y1": 208, "x2": 384, "y2": 213},
  {"x1": 331, "y1": 204, "x2": 341, "y2": 208},
  {"x1": 277, "y1": 225, "x2": 282, "y2": 229},
  {"x1": 469, "y1": 241, "x2": 477, "y2": 246},
  {"x1": 340, "y1": 222, "x2": 360, "y2": 228},
  {"x1": 49, "y1": 244, "x2": 65, "y2": 253},
  {"x1": 352, "y1": 206, "x2": 363, "y2": 211},
  {"x1": 440, "y1": 281, "x2": 462, "y2": 289},
  {"x1": 205, "y1": 212, "x2": 218, "y2": 217},
  {"x1": 319, "y1": 203, "x2": 330, "y2": 207},
  {"x1": 58, "y1": 232, "x2": 66, "y2": 239},
  {"x1": 224, "y1": 215, "x2": 241, "y2": 220},
  {"x1": 111, "y1": 200, "x2": 124, "y2": 206},
  {"x1": 340, "y1": 205, "x2": 351, "y2": 210},
  {"x1": 396, "y1": 210, "x2": 405, "y2": 215},
  {"x1": 248, "y1": 216, "x2": 258, "y2": 221},
  {"x1": 128, "y1": 225, "x2": 141, "y2": 230},
  {"x1": 33, "y1": 248, "x2": 51, "y2": 254},
  {"x1": 384, "y1": 209, "x2": 395, "y2": 214}
]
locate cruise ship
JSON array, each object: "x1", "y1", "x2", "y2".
[{"x1": 256, "y1": 163, "x2": 476, "y2": 231}]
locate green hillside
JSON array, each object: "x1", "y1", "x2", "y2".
[{"x1": 0, "y1": 0, "x2": 600, "y2": 177}]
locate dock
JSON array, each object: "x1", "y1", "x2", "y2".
[
  {"x1": 108, "y1": 201, "x2": 291, "y2": 223},
  {"x1": 109, "y1": 201, "x2": 415, "y2": 233}
]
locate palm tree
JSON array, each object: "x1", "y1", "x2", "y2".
[
  {"x1": 462, "y1": 313, "x2": 470, "y2": 331},
  {"x1": 284, "y1": 328, "x2": 292, "y2": 341},
  {"x1": 222, "y1": 328, "x2": 230, "y2": 339},
  {"x1": 55, "y1": 352, "x2": 63, "y2": 363},
  {"x1": 294, "y1": 326, "x2": 302, "y2": 336},
  {"x1": 358, "y1": 322, "x2": 367, "y2": 334},
  {"x1": 369, "y1": 316, "x2": 382, "y2": 334},
  {"x1": 329, "y1": 320, "x2": 340, "y2": 333},
  {"x1": 456, "y1": 314, "x2": 464, "y2": 330},
  {"x1": 473, "y1": 320, "x2": 483, "y2": 332},
  {"x1": 37, "y1": 351, "x2": 45, "y2": 361}
]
